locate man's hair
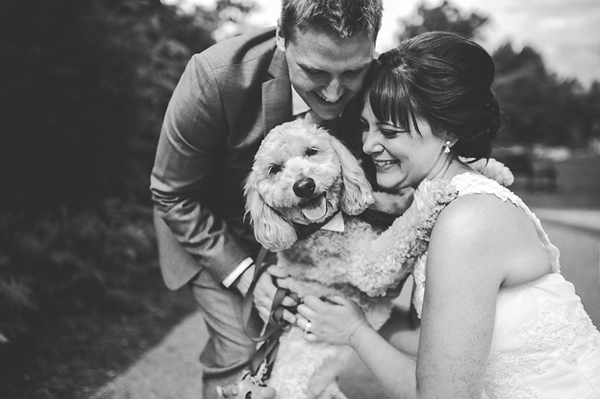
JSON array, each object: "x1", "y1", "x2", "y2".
[{"x1": 279, "y1": 0, "x2": 383, "y2": 44}]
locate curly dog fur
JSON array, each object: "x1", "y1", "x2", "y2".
[{"x1": 244, "y1": 119, "x2": 393, "y2": 399}]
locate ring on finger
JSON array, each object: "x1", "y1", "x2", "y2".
[{"x1": 303, "y1": 321, "x2": 312, "y2": 335}]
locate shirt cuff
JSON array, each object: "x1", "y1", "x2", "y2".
[{"x1": 222, "y1": 257, "x2": 254, "y2": 288}]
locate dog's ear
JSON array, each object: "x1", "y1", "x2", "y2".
[
  {"x1": 244, "y1": 182, "x2": 298, "y2": 251},
  {"x1": 328, "y1": 137, "x2": 374, "y2": 215}
]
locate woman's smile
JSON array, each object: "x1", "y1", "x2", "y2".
[{"x1": 373, "y1": 158, "x2": 400, "y2": 170}]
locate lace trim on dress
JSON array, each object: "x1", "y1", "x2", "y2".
[{"x1": 484, "y1": 300, "x2": 600, "y2": 399}]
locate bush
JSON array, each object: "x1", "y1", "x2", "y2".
[{"x1": 0, "y1": 200, "x2": 162, "y2": 372}]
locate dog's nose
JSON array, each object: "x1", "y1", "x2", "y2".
[{"x1": 293, "y1": 177, "x2": 316, "y2": 198}]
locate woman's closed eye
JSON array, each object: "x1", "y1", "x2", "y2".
[{"x1": 379, "y1": 123, "x2": 410, "y2": 138}]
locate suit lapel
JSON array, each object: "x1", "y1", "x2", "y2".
[{"x1": 262, "y1": 48, "x2": 292, "y2": 136}]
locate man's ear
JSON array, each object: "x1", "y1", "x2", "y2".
[{"x1": 276, "y1": 23, "x2": 286, "y2": 52}]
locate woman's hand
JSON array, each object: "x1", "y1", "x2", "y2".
[{"x1": 296, "y1": 295, "x2": 370, "y2": 346}]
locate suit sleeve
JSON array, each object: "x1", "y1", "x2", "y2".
[{"x1": 150, "y1": 54, "x2": 251, "y2": 282}]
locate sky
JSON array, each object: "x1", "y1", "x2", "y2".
[{"x1": 167, "y1": 0, "x2": 600, "y2": 87}]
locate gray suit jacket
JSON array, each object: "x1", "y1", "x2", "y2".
[{"x1": 151, "y1": 27, "x2": 294, "y2": 290}]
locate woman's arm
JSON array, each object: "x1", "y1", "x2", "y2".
[
  {"x1": 298, "y1": 295, "x2": 420, "y2": 396},
  {"x1": 378, "y1": 301, "x2": 421, "y2": 358},
  {"x1": 415, "y1": 195, "x2": 507, "y2": 398},
  {"x1": 299, "y1": 194, "x2": 519, "y2": 399}
]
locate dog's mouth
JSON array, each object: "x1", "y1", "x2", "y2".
[{"x1": 300, "y1": 193, "x2": 327, "y2": 221}]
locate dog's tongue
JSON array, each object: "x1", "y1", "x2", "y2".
[{"x1": 301, "y1": 196, "x2": 327, "y2": 221}]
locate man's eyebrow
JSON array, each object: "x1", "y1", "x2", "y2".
[
  {"x1": 298, "y1": 61, "x2": 371, "y2": 73},
  {"x1": 349, "y1": 62, "x2": 372, "y2": 72},
  {"x1": 297, "y1": 62, "x2": 322, "y2": 72}
]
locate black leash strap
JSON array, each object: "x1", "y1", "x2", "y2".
[
  {"x1": 242, "y1": 247, "x2": 294, "y2": 377},
  {"x1": 241, "y1": 218, "x2": 333, "y2": 378}
]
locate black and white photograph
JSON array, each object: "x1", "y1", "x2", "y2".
[{"x1": 1, "y1": 0, "x2": 599, "y2": 398}]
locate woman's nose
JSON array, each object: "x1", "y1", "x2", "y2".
[{"x1": 362, "y1": 129, "x2": 382, "y2": 155}]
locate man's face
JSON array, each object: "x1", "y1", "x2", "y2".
[{"x1": 277, "y1": 27, "x2": 375, "y2": 121}]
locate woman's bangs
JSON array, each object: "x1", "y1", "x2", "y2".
[{"x1": 369, "y1": 70, "x2": 412, "y2": 130}]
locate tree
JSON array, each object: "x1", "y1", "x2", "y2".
[
  {"x1": 492, "y1": 43, "x2": 550, "y2": 145},
  {"x1": 583, "y1": 81, "x2": 600, "y2": 142},
  {"x1": 398, "y1": 0, "x2": 489, "y2": 41},
  {"x1": 492, "y1": 43, "x2": 592, "y2": 147},
  {"x1": 213, "y1": 0, "x2": 259, "y2": 41},
  {"x1": 0, "y1": 0, "x2": 216, "y2": 211}
]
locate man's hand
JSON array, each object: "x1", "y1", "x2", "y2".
[{"x1": 233, "y1": 264, "x2": 297, "y2": 324}]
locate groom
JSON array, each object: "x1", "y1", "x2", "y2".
[{"x1": 150, "y1": 1, "x2": 384, "y2": 397}]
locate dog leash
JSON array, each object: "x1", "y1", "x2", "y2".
[
  {"x1": 241, "y1": 216, "x2": 338, "y2": 378},
  {"x1": 242, "y1": 246, "x2": 296, "y2": 378}
]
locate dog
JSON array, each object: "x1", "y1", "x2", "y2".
[{"x1": 244, "y1": 119, "x2": 395, "y2": 399}]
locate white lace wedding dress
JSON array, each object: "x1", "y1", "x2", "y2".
[{"x1": 411, "y1": 172, "x2": 600, "y2": 399}]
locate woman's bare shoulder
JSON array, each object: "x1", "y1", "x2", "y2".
[
  {"x1": 433, "y1": 193, "x2": 522, "y2": 239},
  {"x1": 431, "y1": 191, "x2": 550, "y2": 282}
]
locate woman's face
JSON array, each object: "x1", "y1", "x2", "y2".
[{"x1": 361, "y1": 98, "x2": 448, "y2": 192}]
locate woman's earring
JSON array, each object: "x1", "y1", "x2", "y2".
[{"x1": 444, "y1": 140, "x2": 451, "y2": 154}]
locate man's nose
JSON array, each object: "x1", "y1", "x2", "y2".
[{"x1": 321, "y1": 78, "x2": 343, "y2": 103}]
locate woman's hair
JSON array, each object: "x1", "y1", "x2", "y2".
[
  {"x1": 364, "y1": 31, "x2": 502, "y2": 160},
  {"x1": 279, "y1": 0, "x2": 383, "y2": 44}
]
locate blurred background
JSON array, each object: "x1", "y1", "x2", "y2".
[{"x1": 0, "y1": 0, "x2": 599, "y2": 398}]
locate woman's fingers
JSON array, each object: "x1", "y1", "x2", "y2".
[
  {"x1": 297, "y1": 302, "x2": 318, "y2": 321},
  {"x1": 282, "y1": 309, "x2": 297, "y2": 324},
  {"x1": 295, "y1": 312, "x2": 322, "y2": 342},
  {"x1": 295, "y1": 295, "x2": 369, "y2": 345}
]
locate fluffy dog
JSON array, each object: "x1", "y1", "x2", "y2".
[{"x1": 244, "y1": 119, "x2": 393, "y2": 399}]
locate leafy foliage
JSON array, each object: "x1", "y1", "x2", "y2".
[
  {"x1": 0, "y1": 0, "x2": 260, "y2": 396},
  {"x1": 398, "y1": 0, "x2": 489, "y2": 41},
  {"x1": 0, "y1": 200, "x2": 197, "y2": 398},
  {"x1": 0, "y1": 200, "x2": 151, "y2": 339},
  {"x1": 492, "y1": 43, "x2": 596, "y2": 147},
  {"x1": 0, "y1": 0, "x2": 216, "y2": 212}
]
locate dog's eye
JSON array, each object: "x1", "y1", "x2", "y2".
[
  {"x1": 305, "y1": 147, "x2": 319, "y2": 157},
  {"x1": 268, "y1": 164, "x2": 282, "y2": 175}
]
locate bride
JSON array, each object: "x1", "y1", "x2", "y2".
[{"x1": 296, "y1": 31, "x2": 600, "y2": 399}]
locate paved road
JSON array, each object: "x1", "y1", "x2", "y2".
[{"x1": 89, "y1": 209, "x2": 600, "y2": 399}]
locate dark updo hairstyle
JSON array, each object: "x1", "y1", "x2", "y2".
[{"x1": 364, "y1": 31, "x2": 502, "y2": 160}]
